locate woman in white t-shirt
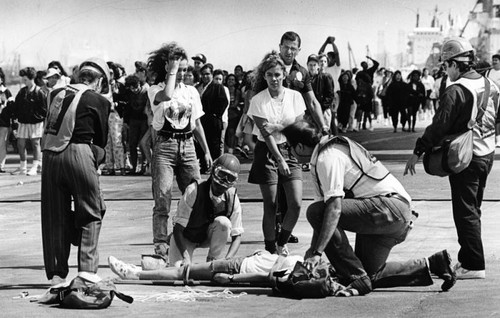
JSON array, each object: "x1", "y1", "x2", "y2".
[
  {"x1": 247, "y1": 51, "x2": 306, "y2": 255},
  {"x1": 147, "y1": 43, "x2": 212, "y2": 257}
]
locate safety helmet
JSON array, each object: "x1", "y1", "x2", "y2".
[
  {"x1": 79, "y1": 57, "x2": 110, "y2": 94},
  {"x1": 211, "y1": 154, "x2": 240, "y2": 187},
  {"x1": 441, "y1": 37, "x2": 475, "y2": 63}
]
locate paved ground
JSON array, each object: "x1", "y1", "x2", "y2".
[{"x1": 1, "y1": 119, "x2": 500, "y2": 317}]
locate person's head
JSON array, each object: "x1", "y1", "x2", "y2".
[
  {"x1": 35, "y1": 70, "x2": 47, "y2": 87},
  {"x1": 423, "y1": 68, "x2": 429, "y2": 76},
  {"x1": 210, "y1": 154, "x2": 240, "y2": 196},
  {"x1": 441, "y1": 37, "x2": 475, "y2": 81},
  {"x1": 79, "y1": 57, "x2": 111, "y2": 94},
  {"x1": 48, "y1": 60, "x2": 68, "y2": 77},
  {"x1": 192, "y1": 53, "x2": 207, "y2": 71},
  {"x1": 339, "y1": 70, "x2": 351, "y2": 84},
  {"x1": 307, "y1": 54, "x2": 320, "y2": 76},
  {"x1": 213, "y1": 69, "x2": 224, "y2": 85},
  {"x1": 200, "y1": 63, "x2": 214, "y2": 85},
  {"x1": 225, "y1": 73, "x2": 237, "y2": 87},
  {"x1": 393, "y1": 70, "x2": 402, "y2": 81},
  {"x1": 318, "y1": 54, "x2": 329, "y2": 71},
  {"x1": 125, "y1": 74, "x2": 141, "y2": 94},
  {"x1": 43, "y1": 67, "x2": 61, "y2": 88},
  {"x1": 352, "y1": 67, "x2": 359, "y2": 75},
  {"x1": 360, "y1": 61, "x2": 368, "y2": 70},
  {"x1": 408, "y1": 69, "x2": 421, "y2": 83},
  {"x1": 252, "y1": 50, "x2": 287, "y2": 94},
  {"x1": 115, "y1": 63, "x2": 126, "y2": 78},
  {"x1": 0, "y1": 67, "x2": 5, "y2": 85},
  {"x1": 384, "y1": 67, "x2": 394, "y2": 78},
  {"x1": 135, "y1": 61, "x2": 148, "y2": 83},
  {"x1": 148, "y1": 42, "x2": 189, "y2": 85},
  {"x1": 492, "y1": 54, "x2": 500, "y2": 70},
  {"x1": 234, "y1": 65, "x2": 244, "y2": 80},
  {"x1": 19, "y1": 67, "x2": 36, "y2": 86},
  {"x1": 282, "y1": 120, "x2": 322, "y2": 163},
  {"x1": 106, "y1": 61, "x2": 119, "y2": 82},
  {"x1": 279, "y1": 31, "x2": 301, "y2": 66},
  {"x1": 184, "y1": 65, "x2": 195, "y2": 86}
]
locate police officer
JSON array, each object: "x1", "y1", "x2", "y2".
[
  {"x1": 405, "y1": 37, "x2": 500, "y2": 280},
  {"x1": 169, "y1": 154, "x2": 244, "y2": 266}
]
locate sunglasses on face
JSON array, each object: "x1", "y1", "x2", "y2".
[{"x1": 213, "y1": 166, "x2": 238, "y2": 185}]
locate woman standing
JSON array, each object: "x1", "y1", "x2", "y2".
[
  {"x1": 147, "y1": 42, "x2": 212, "y2": 256},
  {"x1": 247, "y1": 51, "x2": 305, "y2": 255},
  {"x1": 0, "y1": 68, "x2": 14, "y2": 173},
  {"x1": 386, "y1": 70, "x2": 409, "y2": 132},
  {"x1": 407, "y1": 70, "x2": 426, "y2": 132},
  {"x1": 337, "y1": 71, "x2": 356, "y2": 133}
]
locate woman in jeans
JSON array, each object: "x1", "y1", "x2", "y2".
[
  {"x1": 147, "y1": 42, "x2": 212, "y2": 256},
  {"x1": 247, "y1": 51, "x2": 305, "y2": 255}
]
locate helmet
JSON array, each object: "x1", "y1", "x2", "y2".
[
  {"x1": 441, "y1": 37, "x2": 475, "y2": 63},
  {"x1": 79, "y1": 57, "x2": 110, "y2": 94},
  {"x1": 211, "y1": 154, "x2": 240, "y2": 187}
]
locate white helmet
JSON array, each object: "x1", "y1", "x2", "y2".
[{"x1": 441, "y1": 37, "x2": 475, "y2": 63}]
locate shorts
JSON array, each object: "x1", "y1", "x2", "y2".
[
  {"x1": 248, "y1": 140, "x2": 302, "y2": 185},
  {"x1": 210, "y1": 256, "x2": 245, "y2": 275},
  {"x1": 17, "y1": 122, "x2": 44, "y2": 139}
]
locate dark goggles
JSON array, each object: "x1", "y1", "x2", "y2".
[{"x1": 213, "y1": 166, "x2": 238, "y2": 185}]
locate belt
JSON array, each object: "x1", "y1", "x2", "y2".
[{"x1": 158, "y1": 131, "x2": 193, "y2": 140}]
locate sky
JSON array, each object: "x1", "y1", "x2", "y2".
[{"x1": 0, "y1": 0, "x2": 476, "y2": 74}]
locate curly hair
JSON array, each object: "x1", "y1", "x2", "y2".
[
  {"x1": 251, "y1": 50, "x2": 286, "y2": 93},
  {"x1": 19, "y1": 67, "x2": 37, "y2": 80},
  {"x1": 282, "y1": 119, "x2": 322, "y2": 148},
  {"x1": 147, "y1": 42, "x2": 187, "y2": 84}
]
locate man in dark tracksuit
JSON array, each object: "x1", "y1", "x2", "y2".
[{"x1": 41, "y1": 58, "x2": 111, "y2": 286}]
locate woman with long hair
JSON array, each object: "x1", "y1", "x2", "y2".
[
  {"x1": 386, "y1": 70, "x2": 409, "y2": 132},
  {"x1": 407, "y1": 70, "x2": 426, "y2": 132},
  {"x1": 337, "y1": 71, "x2": 356, "y2": 133},
  {"x1": 147, "y1": 42, "x2": 212, "y2": 257},
  {"x1": 247, "y1": 51, "x2": 306, "y2": 255}
]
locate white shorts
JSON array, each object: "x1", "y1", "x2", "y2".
[{"x1": 17, "y1": 122, "x2": 44, "y2": 139}]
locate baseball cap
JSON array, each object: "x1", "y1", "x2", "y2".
[
  {"x1": 192, "y1": 53, "x2": 207, "y2": 64},
  {"x1": 43, "y1": 68, "x2": 61, "y2": 79},
  {"x1": 307, "y1": 54, "x2": 319, "y2": 64}
]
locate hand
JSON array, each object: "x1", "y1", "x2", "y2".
[
  {"x1": 261, "y1": 122, "x2": 280, "y2": 135},
  {"x1": 165, "y1": 54, "x2": 181, "y2": 75},
  {"x1": 204, "y1": 153, "x2": 213, "y2": 170},
  {"x1": 404, "y1": 154, "x2": 419, "y2": 176},
  {"x1": 278, "y1": 159, "x2": 290, "y2": 176},
  {"x1": 327, "y1": 36, "x2": 336, "y2": 43},
  {"x1": 303, "y1": 255, "x2": 321, "y2": 270},
  {"x1": 212, "y1": 273, "x2": 232, "y2": 284},
  {"x1": 366, "y1": 56, "x2": 372, "y2": 60}
]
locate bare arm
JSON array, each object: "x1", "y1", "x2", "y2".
[
  {"x1": 173, "y1": 223, "x2": 191, "y2": 265},
  {"x1": 193, "y1": 118, "x2": 213, "y2": 168},
  {"x1": 153, "y1": 58, "x2": 180, "y2": 104},
  {"x1": 304, "y1": 91, "x2": 327, "y2": 131},
  {"x1": 225, "y1": 235, "x2": 241, "y2": 259},
  {"x1": 253, "y1": 115, "x2": 290, "y2": 175}
]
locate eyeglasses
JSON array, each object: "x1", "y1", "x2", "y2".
[{"x1": 213, "y1": 166, "x2": 238, "y2": 185}]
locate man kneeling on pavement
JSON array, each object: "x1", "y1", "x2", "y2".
[
  {"x1": 169, "y1": 153, "x2": 244, "y2": 267},
  {"x1": 281, "y1": 120, "x2": 457, "y2": 295}
]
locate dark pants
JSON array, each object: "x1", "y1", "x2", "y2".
[
  {"x1": 449, "y1": 152, "x2": 494, "y2": 270},
  {"x1": 41, "y1": 143, "x2": 106, "y2": 280},
  {"x1": 128, "y1": 118, "x2": 148, "y2": 170},
  {"x1": 306, "y1": 196, "x2": 432, "y2": 287}
]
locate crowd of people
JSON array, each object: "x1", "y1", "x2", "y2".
[{"x1": 1, "y1": 33, "x2": 498, "y2": 299}]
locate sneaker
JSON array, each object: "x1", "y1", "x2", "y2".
[
  {"x1": 428, "y1": 250, "x2": 456, "y2": 291},
  {"x1": 26, "y1": 166, "x2": 38, "y2": 176},
  {"x1": 108, "y1": 256, "x2": 141, "y2": 280},
  {"x1": 288, "y1": 234, "x2": 299, "y2": 244},
  {"x1": 277, "y1": 244, "x2": 290, "y2": 256},
  {"x1": 0, "y1": 168, "x2": 6, "y2": 173},
  {"x1": 10, "y1": 167, "x2": 27, "y2": 175},
  {"x1": 154, "y1": 243, "x2": 169, "y2": 257},
  {"x1": 50, "y1": 275, "x2": 66, "y2": 286},
  {"x1": 453, "y1": 262, "x2": 485, "y2": 280}
]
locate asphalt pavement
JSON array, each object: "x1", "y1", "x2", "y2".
[{"x1": 1, "y1": 118, "x2": 500, "y2": 317}]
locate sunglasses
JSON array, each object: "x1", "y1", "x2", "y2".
[{"x1": 213, "y1": 166, "x2": 238, "y2": 185}]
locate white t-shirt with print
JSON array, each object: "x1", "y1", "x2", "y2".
[
  {"x1": 148, "y1": 82, "x2": 204, "y2": 131},
  {"x1": 247, "y1": 88, "x2": 306, "y2": 143},
  {"x1": 239, "y1": 251, "x2": 303, "y2": 274}
]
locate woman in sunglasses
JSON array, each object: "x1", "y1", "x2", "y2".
[
  {"x1": 247, "y1": 51, "x2": 306, "y2": 256},
  {"x1": 169, "y1": 154, "x2": 244, "y2": 267}
]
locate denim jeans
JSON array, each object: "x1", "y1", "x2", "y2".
[
  {"x1": 307, "y1": 195, "x2": 413, "y2": 281},
  {"x1": 449, "y1": 152, "x2": 494, "y2": 270},
  {"x1": 152, "y1": 135, "x2": 200, "y2": 245}
]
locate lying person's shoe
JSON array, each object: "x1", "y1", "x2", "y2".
[
  {"x1": 108, "y1": 256, "x2": 141, "y2": 280},
  {"x1": 453, "y1": 262, "x2": 485, "y2": 280},
  {"x1": 277, "y1": 244, "x2": 289, "y2": 256},
  {"x1": 288, "y1": 234, "x2": 299, "y2": 243},
  {"x1": 346, "y1": 275, "x2": 372, "y2": 296},
  {"x1": 428, "y1": 249, "x2": 457, "y2": 291}
]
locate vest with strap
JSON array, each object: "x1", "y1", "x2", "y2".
[
  {"x1": 183, "y1": 179, "x2": 237, "y2": 243},
  {"x1": 453, "y1": 76, "x2": 499, "y2": 156},
  {"x1": 313, "y1": 136, "x2": 390, "y2": 198},
  {"x1": 42, "y1": 84, "x2": 90, "y2": 152}
]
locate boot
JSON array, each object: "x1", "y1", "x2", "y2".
[{"x1": 428, "y1": 249, "x2": 456, "y2": 291}]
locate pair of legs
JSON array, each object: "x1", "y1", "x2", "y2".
[
  {"x1": 104, "y1": 112, "x2": 124, "y2": 172},
  {"x1": 128, "y1": 119, "x2": 148, "y2": 172},
  {"x1": 152, "y1": 136, "x2": 201, "y2": 256},
  {"x1": 41, "y1": 143, "x2": 105, "y2": 281},
  {"x1": 169, "y1": 216, "x2": 232, "y2": 266},
  {"x1": 0, "y1": 127, "x2": 9, "y2": 170}
]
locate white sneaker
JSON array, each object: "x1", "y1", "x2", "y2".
[
  {"x1": 26, "y1": 166, "x2": 38, "y2": 176},
  {"x1": 277, "y1": 244, "x2": 290, "y2": 256},
  {"x1": 10, "y1": 168, "x2": 27, "y2": 175},
  {"x1": 454, "y1": 262, "x2": 485, "y2": 280},
  {"x1": 108, "y1": 256, "x2": 141, "y2": 280}
]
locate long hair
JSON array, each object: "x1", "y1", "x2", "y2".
[
  {"x1": 148, "y1": 42, "x2": 187, "y2": 84},
  {"x1": 251, "y1": 50, "x2": 286, "y2": 93}
]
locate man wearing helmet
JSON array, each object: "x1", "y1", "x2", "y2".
[
  {"x1": 405, "y1": 37, "x2": 500, "y2": 279},
  {"x1": 169, "y1": 154, "x2": 244, "y2": 267},
  {"x1": 41, "y1": 58, "x2": 111, "y2": 286}
]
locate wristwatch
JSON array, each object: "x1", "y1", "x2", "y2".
[
  {"x1": 228, "y1": 275, "x2": 234, "y2": 282},
  {"x1": 312, "y1": 250, "x2": 322, "y2": 257}
]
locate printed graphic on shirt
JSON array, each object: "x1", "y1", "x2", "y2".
[{"x1": 164, "y1": 90, "x2": 193, "y2": 130}]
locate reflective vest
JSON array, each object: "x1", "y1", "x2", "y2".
[
  {"x1": 453, "y1": 76, "x2": 499, "y2": 156},
  {"x1": 42, "y1": 84, "x2": 89, "y2": 152}
]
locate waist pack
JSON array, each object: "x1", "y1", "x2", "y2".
[
  {"x1": 49, "y1": 276, "x2": 133, "y2": 309},
  {"x1": 423, "y1": 129, "x2": 473, "y2": 177},
  {"x1": 271, "y1": 260, "x2": 338, "y2": 298}
]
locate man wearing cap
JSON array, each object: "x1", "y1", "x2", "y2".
[
  {"x1": 307, "y1": 54, "x2": 335, "y2": 131},
  {"x1": 405, "y1": 37, "x2": 500, "y2": 280},
  {"x1": 43, "y1": 67, "x2": 62, "y2": 92},
  {"x1": 192, "y1": 53, "x2": 207, "y2": 85},
  {"x1": 41, "y1": 57, "x2": 111, "y2": 286},
  {"x1": 169, "y1": 154, "x2": 244, "y2": 267}
]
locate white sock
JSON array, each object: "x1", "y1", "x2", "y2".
[
  {"x1": 78, "y1": 271, "x2": 102, "y2": 283},
  {"x1": 20, "y1": 160, "x2": 27, "y2": 170}
]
